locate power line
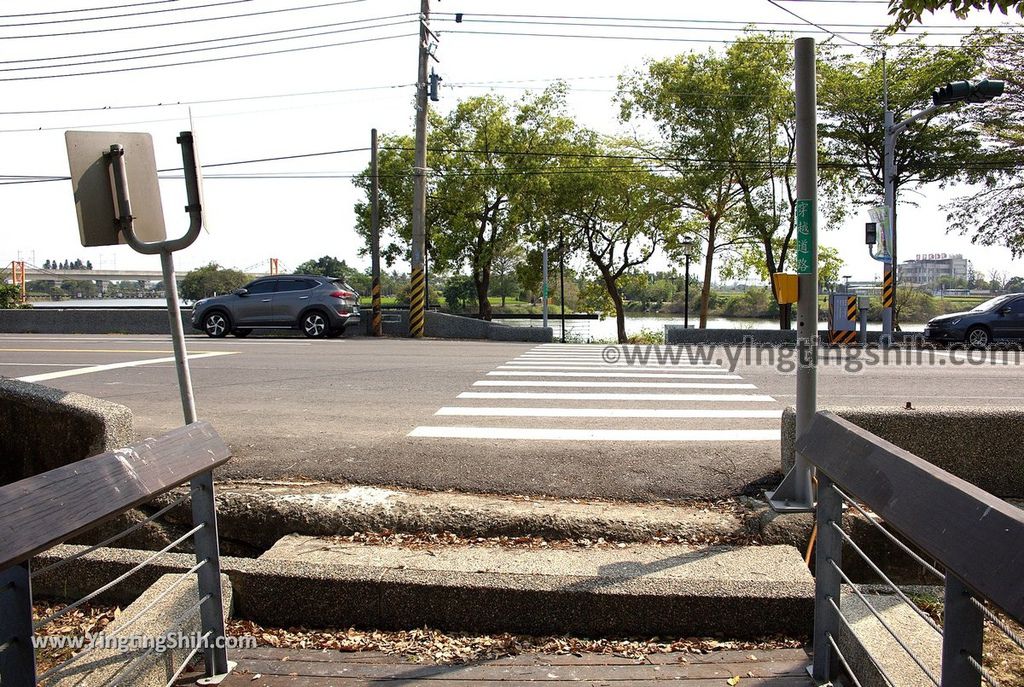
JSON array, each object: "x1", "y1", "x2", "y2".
[
  {"x1": 0, "y1": 0, "x2": 253, "y2": 29},
  {"x1": 1, "y1": 0, "x2": 373, "y2": 41},
  {"x1": 763, "y1": 0, "x2": 876, "y2": 49},
  {"x1": 0, "y1": 32, "x2": 416, "y2": 82},
  {"x1": 0, "y1": 13, "x2": 416, "y2": 66},
  {"x1": 437, "y1": 12, "x2": 998, "y2": 32},
  {"x1": 0, "y1": 18, "x2": 416, "y2": 74},
  {"x1": 0, "y1": 83, "x2": 414, "y2": 117},
  {"x1": 436, "y1": 16, "x2": 984, "y2": 37}
]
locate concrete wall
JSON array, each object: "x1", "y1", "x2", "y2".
[
  {"x1": 781, "y1": 405, "x2": 1024, "y2": 497},
  {"x1": 0, "y1": 379, "x2": 133, "y2": 485},
  {"x1": 0, "y1": 308, "x2": 189, "y2": 335},
  {"x1": 2, "y1": 308, "x2": 552, "y2": 342},
  {"x1": 665, "y1": 326, "x2": 920, "y2": 346}
]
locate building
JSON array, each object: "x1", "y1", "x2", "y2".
[{"x1": 899, "y1": 253, "x2": 971, "y2": 287}]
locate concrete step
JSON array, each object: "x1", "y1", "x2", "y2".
[
  {"x1": 248, "y1": 535, "x2": 814, "y2": 639},
  {"x1": 50, "y1": 573, "x2": 232, "y2": 687}
]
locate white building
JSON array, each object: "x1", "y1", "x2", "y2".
[{"x1": 899, "y1": 253, "x2": 971, "y2": 287}]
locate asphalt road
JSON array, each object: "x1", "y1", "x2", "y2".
[{"x1": 4, "y1": 333, "x2": 1023, "y2": 502}]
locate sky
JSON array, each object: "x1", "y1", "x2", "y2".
[{"x1": 2, "y1": 0, "x2": 1021, "y2": 284}]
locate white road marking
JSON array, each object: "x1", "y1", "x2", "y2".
[
  {"x1": 473, "y1": 380, "x2": 756, "y2": 389},
  {"x1": 458, "y1": 391, "x2": 777, "y2": 402},
  {"x1": 498, "y1": 364, "x2": 725, "y2": 372},
  {"x1": 502, "y1": 361, "x2": 723, "y2": 369},
  {"x1": 488, "y1": 370, "x2": 741, "y2": 379},
  {"x1": 435, "y1": 407, "x2": 783, "y2": 419},
  {"x1": 409, "y1": 426, "x2": 778, "y2": 441},
  {"x1": 15, "y1": 351, "x2": 237, "y2": 383},
  {"x1": 0, "y1": 362, "x2": 109, "y2": 367}
]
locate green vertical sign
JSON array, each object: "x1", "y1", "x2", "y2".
[{"x1": 794, "y1": 199, "x2": 815, "y2": 275}]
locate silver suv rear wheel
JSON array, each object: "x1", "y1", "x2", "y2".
[{"x1": 302, "y1": 312, "x2": 328, "y2": 338}]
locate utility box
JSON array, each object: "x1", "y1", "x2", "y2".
[
  {"x1": 772, "y1": 272, "x2": 799, "y2": 304},
  {"x1": 828, "y1": 293, "x2": 859, "y2": 344}
]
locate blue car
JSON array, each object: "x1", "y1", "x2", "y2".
[{"x1": 923, "y1": 293, "x2": 1024, "y2": 347}]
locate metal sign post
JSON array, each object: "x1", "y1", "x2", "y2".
[
  {"x1": 767, "y1": 37, "x2": 818, "y2": 513},
  {"x1": 65, "y1": 130, "x2": 233, "y2": 682}
]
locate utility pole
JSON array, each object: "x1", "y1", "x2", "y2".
[
  {"x1": 767, "y1": 37, "x2": 818, "y2": 514},
  {"x1": 559, "y1": 227, "x2": 566, "y2": 344},
  {"x1": 409, "y1": 0, "x2": 433, "y2": 337},
  {"x1": 542, "y1": 244, "x2": 549, "y2": 329},
  {"x1": 370, "y1": 128, "x2": 382, "y2": 336}
]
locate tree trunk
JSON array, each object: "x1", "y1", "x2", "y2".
[
  {"x1": 699, "y1": 223, "x2": 717, "y2": 329},
  {"x1": 474, "y1": 268, "x2": 492, "y2": 320},
  {"x1": 600, "y1": 270, "x2": 627, "y2": 344}
]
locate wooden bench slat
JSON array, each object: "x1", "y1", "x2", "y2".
[{"x1": 0, "y1": 421, "x2": 230, "y2": 570}]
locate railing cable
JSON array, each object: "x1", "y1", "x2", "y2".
[
  {"x1": 31, "y1": 494, "x2": 189, "y2": 578},
  {"x1": 33, "y1": 523, "x2": 203, "y2": 630},
  {"x1": 828, "y1": 559, "x2": 941, "y2": 687},
  {"x1": 826, "y1": 596, "x2": 898, "y2": 687},
  {"x1": 832, "y1": 486, "x2": 945, "y2": 580},
  {"x1": 828, "y1": 520, "x2": 943, "y2": 636}
]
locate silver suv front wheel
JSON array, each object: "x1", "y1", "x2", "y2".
[{"x1": 203, "y1": 312, "x2": 229, "y2": 338}]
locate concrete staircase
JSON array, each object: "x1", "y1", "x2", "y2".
[{"x1": 246, "y1": 534, "x2": 815, "y2": 638}]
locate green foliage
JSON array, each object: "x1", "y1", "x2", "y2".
[
  {"x1": 180, "y1": 263, "x2": 250, "y2": 301},
  {"x1": 441, "y1": 274, "x2": 477, "y2": 312},
  {"x1": 818, "y1": 35, "x2": 994, "y2": 223},
  {"x1": 0, "y1": 280, "x2": 23, "y2": 308},
  {"x1": 947, "y1": 31, "x2": 1024, "y2": 256},
  {"x1": 888, "y1": 0, "x2": 1024, "y2": 29},
  {"x1": 294, "y1": 255, "x2": 371, "y2": 295}
]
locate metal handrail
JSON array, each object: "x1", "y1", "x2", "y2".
[
  {"x1": 0, "y1": 422, "x2": 231, "y2": 687},
  {"x1": 799, "y1": 411, "x2": 1024, "y2": 686}
]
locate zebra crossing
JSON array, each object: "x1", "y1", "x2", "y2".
[{"x1": 408, "y1": 343, "x2": 783, "y2": 442}]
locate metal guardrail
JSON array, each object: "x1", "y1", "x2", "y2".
[
  {"x1": 799, "y1": 411, "x2": 1024, "y2": 686},
  {"x1": 0, "y1": 421, "x2": 232, "y2": 686}
]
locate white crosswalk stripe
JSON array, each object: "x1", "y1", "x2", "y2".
[{"x1": 409, "y1": 344, "x2": 781, "y2": 442}]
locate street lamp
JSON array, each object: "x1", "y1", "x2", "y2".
[
  {"x1": 680, "y1": 236, "x2": 694, "y2": 329},
  {"x1": 880, "y1": 78, "x2": 1004, "y2": 342}
]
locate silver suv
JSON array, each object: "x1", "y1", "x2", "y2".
[{"x1": 191, "y1": 275, "x2": 360, "y2": 338}]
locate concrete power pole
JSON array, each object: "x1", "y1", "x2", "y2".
[
  {"x1": 409, "y1": 0, "x2": 432, "y2": 337},
  {"x1": 767, "y1": 36, "x2": 818, "y2": 513},
  {"x1": 371, "y1": 128, "x2": 383, "y2": 336}
]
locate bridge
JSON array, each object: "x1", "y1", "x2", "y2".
[{"x1": 18, "y1": 268, "x2": 272, "y2": 283}]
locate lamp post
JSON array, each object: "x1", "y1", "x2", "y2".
[{"x1": 681, "y1": 236, "x2": 694, "y2": 329}]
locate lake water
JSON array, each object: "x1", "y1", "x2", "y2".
[{"x1": 27, "y1": 299, "x2": 922, "y2": 340}]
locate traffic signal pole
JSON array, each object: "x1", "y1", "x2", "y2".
[{"x1": 881, "y1": 79, "x2": 1004, "y2": 345}]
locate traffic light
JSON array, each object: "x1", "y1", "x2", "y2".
[
  {"x1": 967, "y1": 78, "x2": 1004, "y2": 103},
  {"x1": 932, "y1": 81, "x2": 971, "y2": 105},
  {"x1": 932, "y1": 79, "x2": 1005, "y2": 106},
  {"x1": 865, "y1": 222, "x2": 877, "y2": 246}
]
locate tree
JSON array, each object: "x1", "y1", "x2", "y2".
[
  {"x1": 558, "y1": 146, "x2": 679, "y2": 343},
  {"x1": 888, "y1": 0, "x2": 1024, "y2": 29},
  {"x1": 620, "y1": 42, "x2": 771, "y2": 328},
  {"x1": 441, "y1": 274, "x2": 477, "y2": 312},
  {"x1": 180, "y1": 263, "x2": 250, "y2": 300},
  {"x1": 490, "y1": 243, "x2": 523, "y2": 307},
  {"x1": 946, "y1": 30, "x2": 1024, "y2": 256},
  {"x1": 428, "y1": 88, "x2": 577, "y2": 319},
  {"x1": 818, "y1": 36, "x2": 994, "y2": 230}
]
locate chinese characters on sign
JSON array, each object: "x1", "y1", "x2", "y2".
[{"x1": 794, "y1": 198, "x2": 815, "y2": 275}]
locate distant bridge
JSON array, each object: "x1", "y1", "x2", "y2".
[{"x1": 19, "y1": 268, "x2": 272, "y2": 283}]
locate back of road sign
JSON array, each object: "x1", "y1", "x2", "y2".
[{"x1": 65, "y1": 131, "x2": 167, "y2": 247}]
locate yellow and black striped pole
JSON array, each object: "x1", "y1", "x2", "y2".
[
  {"x1": 371, "y1": 277, "x2": 382, "y2": 336},
  {"x1": 882, "y1": 264, "x2": 895, "y2": 337},
  {"x1": 409, "y1": 266, "x2": 426, "y2": 337}
]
